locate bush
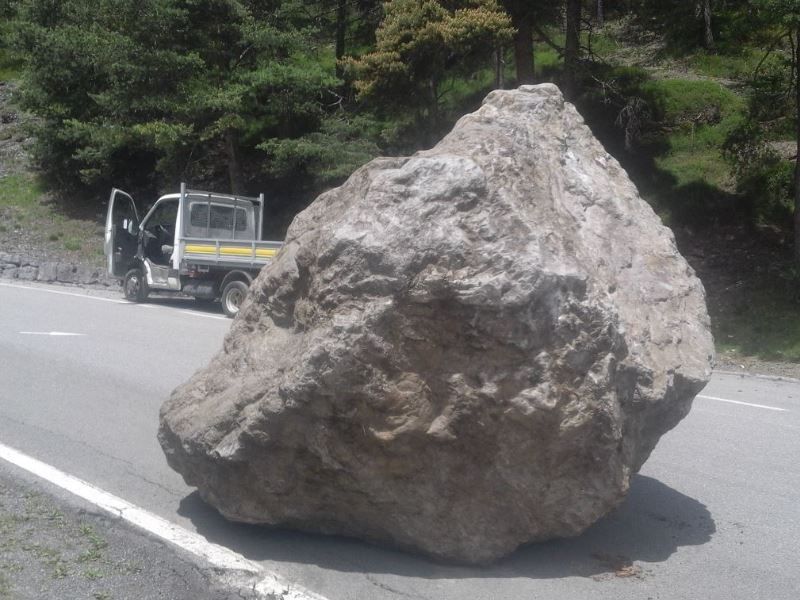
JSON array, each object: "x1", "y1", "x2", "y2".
[{"x1": 724, "y1": 121, "x2": 795, "y2": 227}]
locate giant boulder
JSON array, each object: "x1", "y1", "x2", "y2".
[{"x1": 159, "y1": 84, "x2": 714, "y2": 564}]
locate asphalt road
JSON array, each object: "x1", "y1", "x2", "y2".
[{"x1": 1, "y1": 281, "x2": 799, "y2": 600}]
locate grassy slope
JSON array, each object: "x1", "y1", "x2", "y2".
[
  {"x1": 0, "y1": 50, "x2": 105, "y2": 266},
  {"x1": 578, "y1": 25, "x2": 800, "y2": 362},
  {"x1": 443, "y1": 29, "x2": 800, "y2": 362}
]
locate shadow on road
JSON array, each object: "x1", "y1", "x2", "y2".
[
  {"x1": 177, "y1": 474, "x2": 715, "y2": 579},
  {"x1": 136, "y1": 295, "x2": 225, "y2": 317}
]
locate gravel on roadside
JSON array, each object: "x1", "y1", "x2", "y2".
[{"x1": 0, "y1": 463, "x2": 244, "y2": 600}]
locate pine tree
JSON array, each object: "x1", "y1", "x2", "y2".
[
  {"x1": 345, "y1": 0, "x2": 513, "y2": 143},
  {"x1": 11, "y1": 0, "x2": 362, "y2": 197}
]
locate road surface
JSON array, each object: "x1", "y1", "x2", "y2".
[{"x1": 1, "y1": 281, "x2": 798, "y2": 599}]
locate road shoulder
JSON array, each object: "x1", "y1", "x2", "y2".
[{"x1": 0, "y1": 461, "x2": 241, "y2": 600}]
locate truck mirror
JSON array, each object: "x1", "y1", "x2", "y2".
[{"x1": 127, "y1": 220, "x2": 139, "y2": 235}]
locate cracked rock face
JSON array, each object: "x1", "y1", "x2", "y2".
[{"x1": 159, "y1": 84, "x2": 714, "y2": 564}]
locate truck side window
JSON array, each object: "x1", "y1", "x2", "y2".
[{"x1": 187, "y1": 202, "x2": 250, "y2": 238}]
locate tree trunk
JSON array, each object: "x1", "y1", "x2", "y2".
[
  {"x1": 564, "y1": 0, "x2": 581, "y2": 100},
  {"x1": 512, "y1": 15, "x2": 534, "y2": 85},
  {"x1": 225, "y1": 129, "x2": 244, "y2": 195},
  {"x1": 335, "y1": 0, "x2": 347, "y2": 78},
  {"x1": 494, "y1": 47, "x2": 506, "y2": 89},
  {"x1": 793, "y1": 28, "x2": 800, "y2": 262},
  {"x1": 701, "y1": 0, "x2": 714, "y2": 49},
  {"x1": 428, "y1": 77, "x2": 440, "y2": 146},
  {"x1": 597, "y1": 0, "x2": 604, "y2": 27}
]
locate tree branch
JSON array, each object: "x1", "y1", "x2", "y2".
[
  {"x1": 754, "y1": 29, "x2": 793, "y2": 77},
  {"x1": 532, "y1": 24, "x2": 563, "y2": 56}
]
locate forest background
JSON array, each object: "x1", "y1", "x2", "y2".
[{"x1": 2, "y1": 0, "x2": 800, "y2": 365}]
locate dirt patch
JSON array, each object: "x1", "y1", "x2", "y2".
[{"x1": 591, "y1": 553, "x2": 646, "y2": 580}]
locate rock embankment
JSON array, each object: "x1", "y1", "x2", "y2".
[{"x1": 0, "y1": 252, "x2": 115, "y2": 287}]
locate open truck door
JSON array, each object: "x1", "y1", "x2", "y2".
[{"x1": 104, "y1": 188, "x2": 139, "y2": 278}]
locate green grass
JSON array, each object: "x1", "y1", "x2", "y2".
[
  {"x1": 637, "y1": 79, "x2": 747, "y2": 198},
  {"x1": 0, "y1": 173, "x2": 105, "y2": 263},
  {"x1": 442, "y1": 65, "x2": 495, "y2": 109},
  {"x1": 656, "y1": 146, "x2": 731, "y2": 189},
  {"x1": 641, "y1": 78, "x2": 744, "y2": 124},
  {"x1": 534, "y1": 43, "x2": 561, "y2": 77},
  {"x1": 82, "y1": 568, "x2": 104, "y2": 580},
  {"x1": 715, "y1": 286, "x2": 800, "y2": 361},
  {"x1": 655, "y1": 115, "x2": 743, "y2": 190},
  {"x1": 0, "y1": 48, "x2": 22, "y2": 81},
  {"x1": 687, "y1": 48, "x2": 763, "y2": 80},
  {"x1": 586, "y1": 32, "x2": 619, "y2": 59},
  {"x1": 0, "y1": 572, "x2": 9, "y2": 599},
  {"x1": 63, "y1": 237, "x2": 82, "y2": 251},
  {"x1": 0, "y1": 173, "x2": 42, "y2": 209},
  {"x1": 533, "y1": 29, "x2": 618, "y2": 72}
]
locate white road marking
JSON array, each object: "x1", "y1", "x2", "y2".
[
  {"x1": 0, "y1": 442, "x2": 328, "y2": 600},
  {"x1": 0, "y1": 281, "x2": 127, "y2": 303},
  {"x1": 178, "y1": 309, "x2": 228, "y2": 321},
  {"x1": 697, "y1": 394, "x2": 788, "y2": 412},
  {"x1": 19, "y1": 331, "x2": 86, "y2": 337},
  {"x1": 0, "y1": 282, "x2": 229, "y2": 320}
]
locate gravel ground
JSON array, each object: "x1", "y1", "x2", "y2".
[
  {"x1": 0, "y1": 463, "x2": 248, "y2": 600},
  {"x1": 714, "y1": 353, "x2": 800, "y2": 380}
]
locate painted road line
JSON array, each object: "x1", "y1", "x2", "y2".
[
  {"x1": 0, "y1": 442, "x2": 329, "y2": 600},
  {"x1": 0, "y1": 282, "x2": 127, "y2": 304},
  {"x1": 1, "y1": 281, "x2": 229, "y2": 321},
  {"x1": 19, "y1": 331, "x2": 86, "y2": 337},
  {"x1": 139, "y1": 303, "x2": 227, "y2": 320},
  {"x1": 697, "y1": 394, "x2": 788, "y2": 412},
  {"x1": 177, "y1": 309, "x2": 228, "y2": 321}
]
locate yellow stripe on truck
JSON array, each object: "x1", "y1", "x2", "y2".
[
  {"x1": 185, "y1": 244, "x2": 216, "y2": 254},
  {"x1": 185, "y1": 244, "x2": 278, "y2": 258},
  {"x1": 254, "y1": 248, "x2": 278, "y2": 258}
]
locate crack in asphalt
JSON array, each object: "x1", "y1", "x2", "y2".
[
  {"x1": 365, "y1": 573, "x2": 431, "y2": 600},
  {"x1": 0, "y1": 412, "x2": 185, "y2": 497}
]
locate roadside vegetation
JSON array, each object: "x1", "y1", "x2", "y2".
[
  {"x1": 3, "y1": 0, "x2": 800, "y2": 363},
  {"x1": 0, "y1": 47, "x2": 103, "y2": 265},
  {"x1": 0, "y1": 479, "x2": 134, "y2": 599}
]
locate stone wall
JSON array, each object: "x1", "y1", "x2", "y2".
[{"x1": 0, "y1": 252, "x2": 116, "y2": 288}]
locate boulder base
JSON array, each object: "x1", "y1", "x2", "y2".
[{"x1": 159, "y1": 84, "x2": 713, "y2": 564}]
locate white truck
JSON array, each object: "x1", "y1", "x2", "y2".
[{"x1": 104, "y1": 183, "x2": 282, "y2": 317}]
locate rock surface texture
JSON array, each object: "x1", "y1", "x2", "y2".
[{"x1": 159, "y1": 84, "x2": 714, "y2": 564}]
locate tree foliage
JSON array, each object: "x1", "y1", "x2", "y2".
[
  {"x1": 345, "y1": 0, "x2": 513, "y2": 142},
  {"x1": 10, "y1": 0, "x2": 370, "y2": 200},
  {"x1": 9, "y1": 0, "x2": 800, "y2": 258}
]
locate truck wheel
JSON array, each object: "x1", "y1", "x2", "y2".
[
  {"x1": 123, "y1": 268, "x2": 149, "y2": 302},
  {"x1": 221, "y1": 280, "x2": 248, "y2": 318}
]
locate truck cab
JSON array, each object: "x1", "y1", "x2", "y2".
[{"x1": 104, "y1": 184, "x2": 281, "y2": 317}]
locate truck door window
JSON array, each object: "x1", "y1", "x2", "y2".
[{"x1": 143, "y1": 200, "x2": 178, "y2": 265}]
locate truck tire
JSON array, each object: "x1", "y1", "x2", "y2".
[
  {"x1": 123, "y1": 267, "x2": 149, "y2": 302},
  {"x1": 221, "y1": 279, "x2": 248, "y2": 318}
]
